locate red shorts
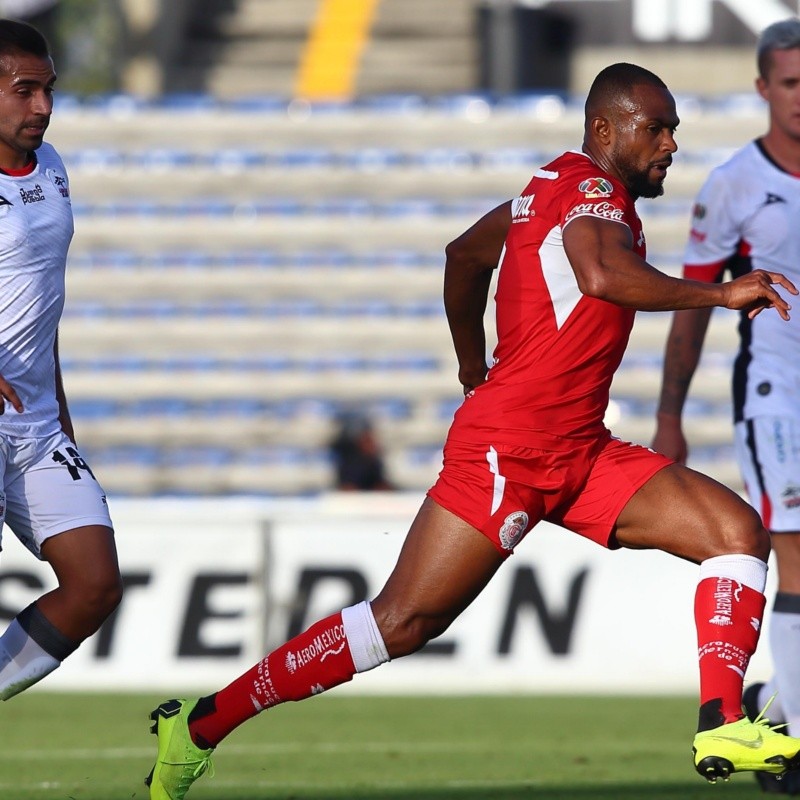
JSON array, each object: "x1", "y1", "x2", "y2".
[{"x1": 427, "y1": 431, "x2": 672, "y2": 555}]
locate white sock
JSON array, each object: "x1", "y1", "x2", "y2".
[
  {"x1": 0, "y1": 619, "x2": 60, "y2": 700},
  {"x1": 341, "y1": 600, "x2": 390, "y2": 673},
  {"x1": 768, "y1": 593, "x2": 800, "y2": 735}
]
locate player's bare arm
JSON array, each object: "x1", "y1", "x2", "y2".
[
  {"x1": 444, "y1": 200, "x2": 511, "y2": 393},
  {"x1": 563, "y1": 215, "x2": 797, "y2": 315},
  {"x1": 54, "y1": 332, "x2": 75, "y2": 442},
  {"x1": 651, "y1": 307, "x2": 714, "y2": 462},
  {"x1": 0, "y1": 372, "x2": 23, "y2": 415}
]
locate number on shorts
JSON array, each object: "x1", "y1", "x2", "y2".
[{"x1": 51, "y1": 446, "x2": 96, "y2": 481}]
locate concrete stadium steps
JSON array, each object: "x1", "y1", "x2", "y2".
[
  {"x1": 46, "y1": 105, "x2": 764, "y2": 152},
  {"x1": 63, "y1": 159, "x2": 711, "y2": 203},
  {"x1": 169, "y1": 0, "x2": 476, "y2": 98},
  {"x1": 57, "y1": 310, "x2": 734, "y2": 359},
  {"x1": 74, "y1": 410, "x2": 448, "y2": 450},
  {"x1": 59, "y1": 316, "x2": 456, "y2": 356},
  {"x1": 62, "y1": 367, "x2": 461, "y2": 403},
  {"x1": 360, "y1": 0, "x2": 477, "y2": 95},
  {"x1": 169, "y1": 0, "x2": 316, "y2": 96},
  {"x1": 66, "y1": 212, "x2": 688, "y2": 258},
  {"x1": 90, "y1": 453, "x2": 743, "y2": 497},
  {"x1": 65, "y1": 265, "x2": 446, "y2": 302},
  {"x1": 72, "y1": 403, "x2": 733, "y2": 453},
  {"x1": 96, "y1": 459, "x2": 335, "y2": 496}
]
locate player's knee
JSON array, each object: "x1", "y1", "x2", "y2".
[
  {"x1": 716, "y1": 505, "x2": 770, "y2": 561},
  {"x1": 66, "y1": 570, "x2": 123, "y2": 624}
]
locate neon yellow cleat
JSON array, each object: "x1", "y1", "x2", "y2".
[
  {"x1": 693, "y1": 713, "x2": 800, "y2": 784},
  {"x1": 145, "y1": 698, "x2": 214, "y2": 799}
]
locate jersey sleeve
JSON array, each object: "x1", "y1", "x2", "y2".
[
  {"x1": 560, "y1": 173, "x2": 633, "y2": 233},
  {"x1": 683, "y1": 167, "x2": 738, "y2": 280}
]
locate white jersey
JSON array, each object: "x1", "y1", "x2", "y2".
[
  {"x1": 684, "y1": 140, "x2": 800, "y2": 422},
  {"x1": 0, "y1": 142, "x2": 73, "y2": 437}
]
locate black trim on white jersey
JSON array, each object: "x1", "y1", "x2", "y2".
[{"x1": 725, "y1": 250, "x2": 754, "y2": 423}]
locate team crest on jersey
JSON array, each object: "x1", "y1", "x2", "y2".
[
  {"x1": 511, "y1": 194, "x2": 534, "y2": 222},
  {"x1": 499, "y1": 511, "x2": 529, "y2": 551},
  {"x1": 46, "y1": 168, "x2": 70, "y2": 199},
  {"x1": 0, "y1": 195, "x2": 12, "y2": 218},
  {"x1": 692, "y1": 202, "x2": 706, "y2": 219},
  {"x1": 578, "y1": 177, "x2": 613, "y2": 198}
]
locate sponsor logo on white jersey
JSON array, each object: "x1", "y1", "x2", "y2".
[
  {"x1": 782, "y1": 484, "x2": 800, "y2": 510},
  {"x1": 19, "y1": 184, "x2": 45, "y2": 205},
  {"x1": 46, "y1": 168, "x2": 70, "y2": 199}
]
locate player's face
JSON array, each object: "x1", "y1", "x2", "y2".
[
  {"x1": 0, "y1": 51, "x2": 55, "y2": 170},
  {"x1": 609, "y1": 84, "x2": 679, "y2": 199},
  {"x1": 758, "y1": 47, "x2": 800, "y2": 144}
]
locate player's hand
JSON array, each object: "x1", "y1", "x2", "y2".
[
  {"x1": 0, "y1": 373, "x2": 23, "y2": 414},
  {"x1": 459, "y1": 365, "x2": 488, "y2": 396},
  {"x1": 722, "y1": 270, "x2": 798, "y2": 320},
  {"x1": 651, "y1": 415, "x2": 688, "y2": 463}
]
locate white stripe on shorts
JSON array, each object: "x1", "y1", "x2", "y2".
[{"x1": 486, "y1": 445, "x2": 505, "y2": 516}]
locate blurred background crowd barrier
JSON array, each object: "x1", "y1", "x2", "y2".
[{"x1": 24, "y1": 0, "x2": 794, "y2": 498}]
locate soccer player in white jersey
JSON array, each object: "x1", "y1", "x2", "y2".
[
  {"x1": 653, "y1": 17, "x2": 800, "y2": 795},
  {"x1": 0, "y1": 19, "x2": 121, "y2": 701}
]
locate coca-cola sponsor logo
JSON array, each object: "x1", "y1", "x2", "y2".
[{"x1": 565, "y1": 201, "x2": 625, "y2": 223}]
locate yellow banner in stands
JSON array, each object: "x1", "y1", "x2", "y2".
[{"x1": 295, "y1": 0, "x2": 380, "y2": 100}]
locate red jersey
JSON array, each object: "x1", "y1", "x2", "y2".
[{"x1": 451, "y1": 150, "x2": 645, "y2": 447}]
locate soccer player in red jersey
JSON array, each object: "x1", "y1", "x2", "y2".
[{"x1": 146, "y1": 63, "x2": 800, "y2": 798}]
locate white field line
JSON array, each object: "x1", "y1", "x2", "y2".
[{"x1": 0, "y1": 739, "x2": 519, "y2": 761}]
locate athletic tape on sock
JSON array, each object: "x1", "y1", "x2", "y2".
[
  {"x1": 698, "y1": 554, "x2": 767, "y2": 594},
  {"x1": 341, "y1": 601, "x2": 390, "y2": 673},
  {"x1": 16, "y1": 603, "x2": 78, "y2": 661}
]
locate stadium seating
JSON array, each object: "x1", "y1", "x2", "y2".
[{"x1": 47, "y1": 92, "x2": 760, "y2": 496}]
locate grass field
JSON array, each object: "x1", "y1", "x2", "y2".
[{"x1": 0, "y1": 693, "x2": 772, "y2": 799}]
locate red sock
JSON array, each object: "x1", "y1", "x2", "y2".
[
  {"x1": 189, "y1": 611, "x2": 356, "y2": 747},
  {"x1": 695, "y1": 576, "x2": 765, "y2": 724}
]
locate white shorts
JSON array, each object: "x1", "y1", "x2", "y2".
[
  {"x1": 0, "y1": 430, "x2": 113, "y2": 559},
  {"x1": 735, "y1": 417, "x2": 800, "y2": 533}
]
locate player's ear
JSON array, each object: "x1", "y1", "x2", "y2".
[{"x1": 589, "y1": 115, "x2": 613, "y2": 146}]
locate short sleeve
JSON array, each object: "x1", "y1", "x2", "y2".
[{"x1": 683, "y1": 168, "x2": 740, "y2": 271}]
